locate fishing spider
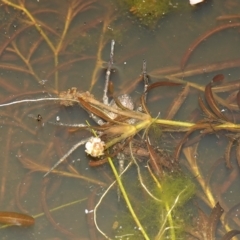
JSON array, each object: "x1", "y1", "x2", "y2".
[{"x1": 44, "y1": 40, "x2": 149, "y2": 177}]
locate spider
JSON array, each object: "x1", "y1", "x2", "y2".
[{"x1": 43, "y1": 40, "x2": 150, "y2": 177}]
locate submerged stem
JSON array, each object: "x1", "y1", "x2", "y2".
[
  {"x1": 155, "y1": 189, "x2": 185, "y2": 240},
  {"x1": 165, "y1": 203, "x2": 176, "y2": 240},
  {"x1": 105, "y1": 119, "x2": 152, "y2": 149},
  {"x1": 107, "y1": 157, "x2": 150, "y2": 240}
]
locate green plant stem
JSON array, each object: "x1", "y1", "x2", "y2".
[
  {"x1": 107, "y1": 157, "x2": 150, "y2": 240},
  {"x1": 165, "y1": 203, "x2": 175, "y2": 240},
  {"x1": 155, "y1": 189, "x2": 185, "y2": 240},
  {"x1": 2, "y1": 0, "x2": 55, "y2": 52},
  {"x1": 155, "y1": 119, "x2": 194, "y2": 128},
  {"x1": 0, "y1": 197, "x2": 87, "y2": 229},
  {"x1": 105, "y1": 119, "x2": 152, "y2": 148},
  {"x1": 82, "y1": 92, "x2": 240, "y2": 131},
  {"x1": 155, "y1": 119, "x2": 240, "y2": 131},
  {"x1": 2, "y1": 0, "x2": 62, "y2": 90},
  {"x1": 105, "y1": 118, "x2": 240, "y2": 151}
]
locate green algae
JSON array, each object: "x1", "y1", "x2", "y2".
[
  {"x1": 113, "y1": 172, "x2": 196, "y2": 239},
  {"x1": 120, "y1": 0, "x2": 173, "y2": 26}
]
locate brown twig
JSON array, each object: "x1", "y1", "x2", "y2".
[
  {"x1": 181, "y1": 22, "x2": 240, "y2": 69},
  {"x1": 41, "y1": 178, "x2": 78, "y2": 239}
]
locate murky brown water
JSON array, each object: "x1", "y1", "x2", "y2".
[{"x1": 0, "y1": 0, "x2": 240, "y2": 239}]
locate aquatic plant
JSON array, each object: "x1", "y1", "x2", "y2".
[
  {"x1": 0, "y1": 1, "x2": 240, "y2": 239},
  {"x1": 119, "y1": 0, "x2": 180, "y2": 26},
  {"x1": 112, "y1": 172, "x2": 195, "y2": 240},
  {"x1": 120, "y1": 0, "x2": 170, "y2": 26}
]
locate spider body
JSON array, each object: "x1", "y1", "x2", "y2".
[{"x1": 108, "y1": 94, "x2": 135, "y2": 123}]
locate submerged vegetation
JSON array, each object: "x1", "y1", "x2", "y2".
[
  {"x1": 114, "y1": 173, "x2": 195, "y2": 240},
  {"x1": 120, "y1": 0, "x2": 172, "y2": 26},
  {"x1": 0, "y1": 0, "x2": 240, "y2": 240},
  {"x1": 119, "y1": 0, "x2": 187, "y2": 26}
]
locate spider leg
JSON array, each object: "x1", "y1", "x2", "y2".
[
  {"x1": 29, "y1": 113, "x2": 90, "y2": 129},
  {"x1": 88, "y1": 40, "x2": 116, "y2": 125},
  {"x1": 43, "y1": 137, "x2": 92, "y2": 177},
  {"x1": 142, "y1": 59, "x2": 149, "y2": 100},
  {"x1": 88, "y1": 112, "x2": 105, "y2": 126},
  {"x1": 47, "y1": 121, "x2": 87, "y2": 128},
  {"x1": 137, "y1": 60, "x2": 150, "y2": 112},
  {"x1": 103, "y1": 40, "x2": 115, "y2": 106},
  {"x1": 43, "y1": 41, "x2": 116, "y2": 177}
]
